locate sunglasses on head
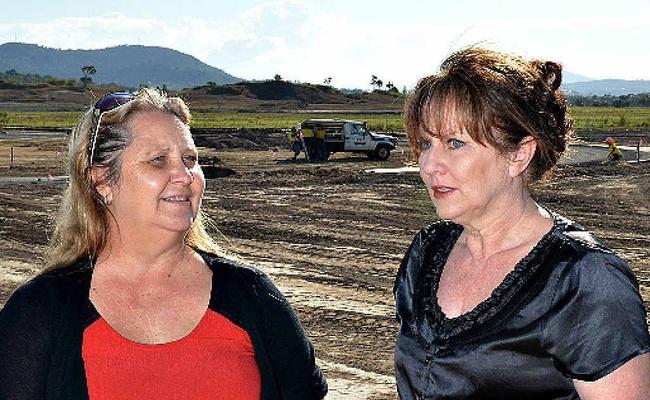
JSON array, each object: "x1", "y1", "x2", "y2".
[{"x1": 87, "y1": 92, "x2": 136, "y2": 165}]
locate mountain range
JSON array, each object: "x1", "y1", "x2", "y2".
[
  {"x1": 1, "y1": 42, "x2": 650, "y2": 96},
  {"x1": 0, "y1": 42, "x2": 241, "y2": 90},
  {"x1": 562, "y1": 79, "x2": 650, "y2": 96}
]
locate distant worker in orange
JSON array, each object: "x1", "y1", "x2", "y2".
[{"x1": 606, "y1": 137, "x2": 623, "y2": 161}]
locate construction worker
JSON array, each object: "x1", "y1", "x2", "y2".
[
  {"x1": 314, "y1": 126, "x2": 327, "y2": 161},
  {"x1": 605, "y1": 137, "x2": 623, "y2": 161},
  {"x1": 287, "y1": 127, "x2": 302, "y2": 160},
  {"x1": 301, "y1": 125, "x2": 315, "y2": 161}
]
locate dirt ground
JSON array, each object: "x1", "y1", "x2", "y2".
[{"x1": 1, "y1": 131, "x2": 649, "y2": 399}]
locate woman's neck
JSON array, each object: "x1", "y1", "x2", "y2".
[
  {"x1": 96, "y1": 232, "x2": 191, "y2": 282},
  {"x1": 461, "y1": 196, "x2": 552, "y2": 261}
]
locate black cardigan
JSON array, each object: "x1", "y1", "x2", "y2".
[{"x1": 0, "y1": 251, "x2": 327, "y2": 399}]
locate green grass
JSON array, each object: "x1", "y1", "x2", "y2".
[
  {"x1": 4, "y1": 107, "x2": 650, "y2": 131},
  {"x1": 3, "y1": 111, "x2": 83, "y2": 128},
  {"x1": 570, "y1": 107, "x2": 650, "y2": 129},
  {"x1": 192, "y1": 112, "x2": 405, "y2": 131}
]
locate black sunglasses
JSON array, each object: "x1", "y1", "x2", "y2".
[{"x1": 87, "y1": 92, "x2": 136, "y2": 165}]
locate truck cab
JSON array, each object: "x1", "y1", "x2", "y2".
[{"x1": 297, "y1": 119, "x2": 398, "y2": 160}]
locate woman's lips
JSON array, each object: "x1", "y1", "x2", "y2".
[
  {"x1": 161, "y1": 195, "x2": 191, "y2": 203},
  {"x1": 431, "y1": 185, "x2": 456, "y2": 199}
]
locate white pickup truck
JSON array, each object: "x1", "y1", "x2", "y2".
[{"x1": 298, "y1": 118, "x2": 398, "y2": 160}]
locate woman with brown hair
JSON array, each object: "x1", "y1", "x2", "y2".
[
  {"x1": 0, "y1": 88, "x2": 327, "y2": 399},
  {"x1": 394, "y1": 47, "x2": 649, "y2": 399}
]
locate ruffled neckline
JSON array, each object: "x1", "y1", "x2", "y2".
[{"x1": 419, "y1": 213, "x2": 564, "y2": 341}]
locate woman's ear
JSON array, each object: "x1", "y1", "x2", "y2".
[
  {"x1": 91, "y1": 167, "x2": 113, "y2": 205},
  {"x1": 508, "y1": 136, "x2": 537, "y2": 178}
]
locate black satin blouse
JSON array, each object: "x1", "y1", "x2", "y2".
[{"x1": 394, "y1": 212, "x2": 650, "y2": 400}]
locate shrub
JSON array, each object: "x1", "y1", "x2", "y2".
[{"x1": 0, "y1": 112, "x2": 8, "y2": 131}]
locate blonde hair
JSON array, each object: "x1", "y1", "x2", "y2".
[{"x1": 47, "y1": 88, "x2": 226, "y2": 268}]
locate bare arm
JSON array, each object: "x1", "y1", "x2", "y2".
[{"x1": 574, "y1": 353, "x2": 650, "y2": 400}]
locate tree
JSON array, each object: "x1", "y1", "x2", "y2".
[
  {"x1": 370, "y1": 75, "x2": 383, "y2": 91},
  {"x1": 81, "y1": 65, "x2": 96, "y2": 78},
  {"x1": 80, "y1": 65, "x2": 96, "y2": 88},
  {"x1": 274, "y1": 74, "x2": 283, "y2": 81},
  {"x1": 0, "y1": 111, "x2": 8, "y2": 133},
  {"x1": 386, "y1": 81, "x2": 399, "y2": 94},
  {"x1": 323, "y1": 77, "x2": 333, "y2": 85},
  {"x1": 370, "y1": 75, "x2": 379, "y2": 90}
]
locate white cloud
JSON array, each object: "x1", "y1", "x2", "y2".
[{"x1": 1, "y1": 1, "x2": 649, "y2": 87}]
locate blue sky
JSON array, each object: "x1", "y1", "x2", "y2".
[{"x1": 1, "y1": 0, "x2": 648, "y2": 89}]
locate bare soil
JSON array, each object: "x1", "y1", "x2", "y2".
[{"x1": 1, "y1": 131, "x2": 649, "y2": 399}]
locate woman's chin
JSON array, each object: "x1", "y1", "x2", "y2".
[
  {"x1": 154, "y1": 217, "x2": 195, "y2": 234},
  {"x1": 433, "y1": 205, "x2": 459, "y2": 221}
]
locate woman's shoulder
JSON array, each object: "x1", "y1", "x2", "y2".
[
  {"x1": 0, "y1": 260, "x2": 93, "y2": 342},
  {"x1": 3, "y1": 260, "x2": 92, "y2": 310},
  {"x1": 198, "y1": 250, "x2": 266, "y2": 279},
  {"x1": 540, "y1": 215, "x2": 650, "y2": 379},
  {"x1": 544, "y1": 212, "x2": 643, "y2": 312},
  {"x1": 550, "y1": 213, "x2": 635, "y2": 280},
  {"x1": 197, "y1": 250, "x2": 286, "y2": 301},
  {"x1": 552, "y1": 213, "x2": 611, "y2": 254}
]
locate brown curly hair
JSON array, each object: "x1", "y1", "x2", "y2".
[{"x1": 404, "y1": 47, "x2": 573, "y2": 182}]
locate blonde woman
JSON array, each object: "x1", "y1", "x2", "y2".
[{"x1": 0, "y1": 89, "x2": 327, "y2": 400}]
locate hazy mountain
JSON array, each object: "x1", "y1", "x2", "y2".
[
  {"x1": 562, "y1": 71, "x2": 593, "y2": 84},
  {"x1": 562, "y1": 79, "x2": 650, "y2": 96},
  {"x1": 0, "y1": 42, "x2": 242, "y2": 89}
]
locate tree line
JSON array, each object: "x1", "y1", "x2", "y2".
[
  {"x1": 2, "y1": 68, "x2": 650, "y2": 107},
  {"x1": 0, "y1": 66, "x2": 96, "y2": 88},
  {"x1": 566, "y1": 93, "x2": 650, "y2": 108}
]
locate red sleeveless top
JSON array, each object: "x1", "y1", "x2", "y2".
[{"x1": 82, "y1": 310, "x2": 261, "y2": 400}]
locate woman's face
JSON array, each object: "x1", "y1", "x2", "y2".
[
  {"x1": 417, "y1": 116, "x2": 516, "y2": 227},
  {"x1": 104, "y1": 110, "x2": 205, "y2": 235}
]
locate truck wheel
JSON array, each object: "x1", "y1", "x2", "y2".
[{"x1": 376, "y1": 146, "x2": 391, "y2": 160}]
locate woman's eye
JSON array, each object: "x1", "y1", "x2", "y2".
[
  {"x1": 448, "y1": 139, "x2": 465, "y2": 149},
  {"x1": 150, "y1": 155, "x2": 166, "y2": 163},
  {"x1": 183, "y1": 155, "x2": 198, "y2": 168},
  {"x1": 418, "y1": 140, "x2": 432, "y2": 151}
]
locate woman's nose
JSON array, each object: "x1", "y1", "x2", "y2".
[
  {"x1": 419, "y1": 145, "x2": 446, "y2": 176},
  {"x1": 170, "y1": 159, "x2": 194, "y2": 184}
]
